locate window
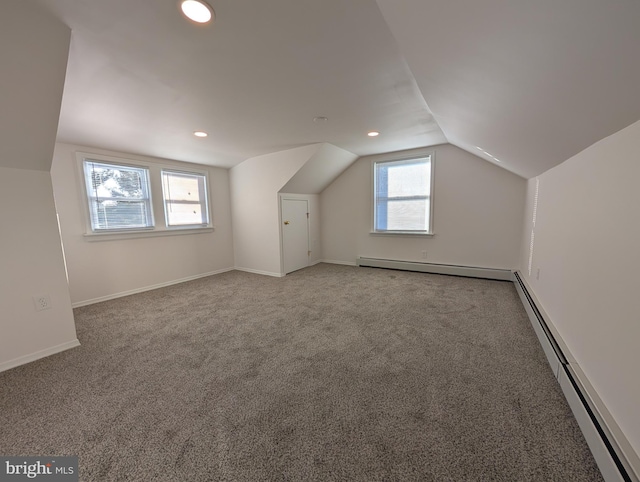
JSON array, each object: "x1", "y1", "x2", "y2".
[
  {"x1": 83, "y1": 160, "x2": 154, "y2": 231},
  {"x1": 373, "y1": 155, "x2": 434, "y2": 233},
  {"x1": 162, "y1": 170, "x2": 209, "y2": 227},
  {"x1": 79, "y1": 152, "x2": 213, "y2": 238}
]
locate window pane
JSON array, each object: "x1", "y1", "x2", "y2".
[
  {"x1": 165, "y1": 202, "x2": 204, "y2": 225},
  {"x1": 386, "y1": 161, "x2": 429, "y2": 197},
  {"x1": 162, "y1": 171, "x2": 209, "y2": 226},
  {"x1": 83, "y1": 160, "x2": 153, "y2": 231},
  {"x1": 385, "y1": 199, "x2": 429, "y2": 231},
  {"x1": 93, "y1": 200, "x2": 152, "y2": 230}
]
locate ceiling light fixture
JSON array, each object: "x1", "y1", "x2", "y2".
[
  {"x1": 193, "y1": 131, "x2": 208, "y2": 137},
  {"x1": 367, "y1": 131, "x2": 380, "y2": 137},
  {"x1": 313, "y1": 116, "x2": 328, "y2": 123},
  {"x1": 180, "y1": 0, "x2": 214, "y2": 24}
]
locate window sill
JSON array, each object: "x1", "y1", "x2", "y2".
[
  {"x1": 83, "y1": 227, "x2": 214, "y2": 242},
  {"x1": 369, "y1": 231, "x2": 434, "y2": 237}
]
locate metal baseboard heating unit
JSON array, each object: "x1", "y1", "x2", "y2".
[
  {"x1": 356, "y1": 257, "x2": 512, "y2": 281},
  {"x1": 513, "y1": 272, "x2": 637, "y2": 482}
]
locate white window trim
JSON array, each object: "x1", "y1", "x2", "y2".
[
  {"x1": 76, "y1": 152, "x2": 214, "y2": 240},
  {"x1": 370, "y1": 153, "x2": 436, "y2": 236},
  {"x1": 161, "y1": 169, "x2": 210, "y2": 228}
]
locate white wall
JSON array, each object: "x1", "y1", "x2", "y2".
[
  {"x1": 0, "y1": 168, "x2": 79, "y2": 370},
  {"x1": 321, "y1": 144, "x2": 526, "y2": 268},
  {"x1": 51, "y1": 143, "x2": 235, "y2": 306},
  {"x1": 0, "y1": 1, "x2": 79, "y2": 371},
  {"x1": 230, "y1": 144, "x2": 322, "y2": 276},
  {"x1": 519, "y1": 120, "x2": 640, "y2": 470},
  {"x1": 308, "y1": 195, "x2": 321, "y2": 266}
]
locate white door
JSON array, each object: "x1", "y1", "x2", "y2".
[{"x1": 282, "y1": 198, "x2": 309, "y2": 274}]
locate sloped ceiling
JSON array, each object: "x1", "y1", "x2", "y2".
[
  {"x1": 280, "y1": 143, "x2": 359, "y2": 194},
  {"x1": 35, "y1": 0, "x2": 445, "y2": 169},
  {"x1": 376, "y1": 0, "x2": 640, "y2": 178},
  {"x1": 0, "y1": 2, "x2": 70, "y2": 171},
  {"x1": 33, "y1": 0, "x2": 640, "y2": 178}
]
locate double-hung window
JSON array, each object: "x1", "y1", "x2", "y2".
[
  {"x1": 80, "y1": 154, "x2": 212, "y2": 237},
  {"x1": 373, "y1": 155, "x2": 434, "y2": 234},
  {"x1": 161, "y1": 170, "x2": 209, "y2": 227},
  {"x1": 83, "y1": 160, "x2": 154, "y2": 231}
]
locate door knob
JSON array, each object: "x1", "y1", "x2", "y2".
[{"x1": 284, "y1": 220, "x2": 290, "y2": 225}]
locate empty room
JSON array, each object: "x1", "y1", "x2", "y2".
[{"x1": 1, "y1": 0, "x2": 638, "y2": 481}]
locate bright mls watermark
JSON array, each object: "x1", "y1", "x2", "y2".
[{"x1": 0, "y1": 457, "x2": 77, "y2": 481}]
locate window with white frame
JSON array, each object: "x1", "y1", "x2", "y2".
[
  {"x1": 373, "y1": 155, "x2": 434, "y2": 233},
  {"x1": 161, "y1": 170, "x2": 209, "y2": 227},
  {"x1": 80, "y1": 154, "x2": 212, "y2": 236},
  {"x1": 83, "y1": 160, "x2": 154, "y2": 231}
]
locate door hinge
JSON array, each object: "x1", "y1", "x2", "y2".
[
  {"x1": 308, "y1": 250, "x2": 311, "y2": 257},
  {"x1": 306, "y1": 212, "x2": 309, "y2": 219}
]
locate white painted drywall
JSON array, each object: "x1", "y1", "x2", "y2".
[
  {"x1": 0, "y1": 168, "x2": 78, "y2": 369},
  {"x1": 321, "y1": 144, "x2": 526, "y2": 268},
  {"x1": 519, "y1": 120, "x2": 640, "y2": 469},
  {"x1": 308, "y1": 195, "x2": 322, "y2": 266},
  {"x1": 230, "y1": 144, "x2": 322, "y2": 276},
  {"x1": 0, "y1": 1, "x2": 78, "y2": 371},
  {"x1": 51, "y1": 143, "x2": 235, "y2": 305}
]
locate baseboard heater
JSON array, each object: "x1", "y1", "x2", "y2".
[
  {"x1": 513, "y1": 272, "x2": 636, "y2": 482},
  {"x1": 356, "y1": 257, "x2": 512, "y2": 281}
]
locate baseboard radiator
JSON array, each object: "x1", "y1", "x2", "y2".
[
  {"x1": 512, "y1": 272, "x2": 636, "y2": 482},
  {"x1": 356, "y1": 257, "x2": 512, "y2": 281}
]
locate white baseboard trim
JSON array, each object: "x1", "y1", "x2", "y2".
[
  {"x1": 0, "y1": 339, "x2": 81, "y2": 373},
  {"x1": 321, "y1": 259, "x2": 358, "y2": 266},
  {"x1": 356, "y1": 257, "x2": 512, "y2": 281},
  {"x1": 234, "y1": 267, "x2": 284, "y2": 278},
  {"x1": 513, "y1": 271, "x2": 638, "y2": 482},
  {"x1": 72, "y1": 268, "x2": 235, "y2": 308}
]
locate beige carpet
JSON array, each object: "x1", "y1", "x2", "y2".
[{"x1": 0, "y1": 264, "x2": 602, "y2": 481}]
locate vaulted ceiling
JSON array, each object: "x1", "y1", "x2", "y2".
[{"x1": 36, "y1": 0, "x2": 640, "y2": 178}]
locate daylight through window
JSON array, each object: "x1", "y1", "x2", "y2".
[
  {"x1": 162, "y1": 170, "x2": 209, "y2": 227},
  {"x1": 373, "y1": 156, "x2": 433, "y2": 233},
  {"x1": 80, "y1": 155, "x2": 212, "y2": 237},
  {"x1": 83, "y1": 161, "x2": 154, "y2": 231}
]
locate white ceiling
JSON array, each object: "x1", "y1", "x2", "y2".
[
  {"x1": 35, "y1": 0, "x2": 445, "y2": 169},
  {"x1": 376, "y1": 0, "x2": 640, "y2": 178},
  {"x1": 35, "y1": 0, "x2": 640, "y2": 177}
]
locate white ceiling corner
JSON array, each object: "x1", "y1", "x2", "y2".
[
  {"x1": 375, "y1": 0, "x2": 640, "y2": 178},
  {"x1": 31, "y1": 0, "x2": 640, "y2": 178}
]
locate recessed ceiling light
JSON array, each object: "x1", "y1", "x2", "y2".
[
  {"x1": 367, "y1": 131, "x2": 380, "y2": 137},
  {"x1": 193, "y1": 131, "x2": 208, "y2": 137},
  {"x1": 180, "y1": 0, "x2": 214, "y2": 24},
  {"x1": 313, "y1": 116, "x2": 328, "y2": 123}
]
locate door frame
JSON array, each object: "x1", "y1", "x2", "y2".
[{"x1": 278, "y1": 193, "x2": 311, "y2": 275}]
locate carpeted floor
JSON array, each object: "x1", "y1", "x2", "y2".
[{"x1": 0, "y1": 264, "x2": 602, "y2": 481}]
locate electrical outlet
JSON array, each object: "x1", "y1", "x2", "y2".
[
  {"x1": 33, "y1": 295, "x2": 52, "y2": 311},
  {"x1": 421, "y1": 250, "x2": 427, "y2": 259}
]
